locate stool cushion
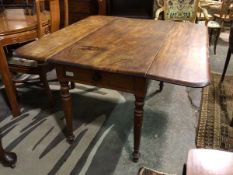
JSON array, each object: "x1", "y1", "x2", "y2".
[
  {"x1": 207, "y1": 21, "x2": 221, "y2": 28},
  {"x1": 8, "y1": 56, "x2": 38, "y2": 67}
]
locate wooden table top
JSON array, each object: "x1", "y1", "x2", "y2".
[
  {"x1": 0, "y1": 8, "x2": 49, "y2": 36},
  {"x1": 15, "y1": 16, "x2": 210, "y2": 87}
]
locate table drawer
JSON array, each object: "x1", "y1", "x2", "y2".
[{"x1": 56, "y1": 65, "x2": 146, "y2": 94}]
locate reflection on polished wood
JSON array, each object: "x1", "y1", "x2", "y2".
[
  {"x1": 15, "y1": 16, "x2": 210, "y2": 161},
  {"x1": 0, "y1": 9, "x2": 49, "y2": 36}
]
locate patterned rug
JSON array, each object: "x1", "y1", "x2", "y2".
[{"x1": 196, "y1": 73, "x2": 233, "y2": 151}]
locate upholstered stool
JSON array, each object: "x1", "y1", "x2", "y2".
[
  {"x1": 207, "y1": 21, "x2": 221, "y2": 54},
  {"x1": 186, "y1": 149, "x2": 233, "y2": 175}
]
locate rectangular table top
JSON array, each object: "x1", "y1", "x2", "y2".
[{"x1": 15, "y1": 15, "x2": 210, "y2": 88}]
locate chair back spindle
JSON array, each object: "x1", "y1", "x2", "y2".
[{"x1": 35, "y1": 0, "x2": 69, "y2": 38}]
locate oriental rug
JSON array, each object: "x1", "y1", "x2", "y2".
[{"x1": 196, "y1": 73, "x2": 233, "y2": 151}]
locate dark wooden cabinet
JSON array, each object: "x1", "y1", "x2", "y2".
[
  {"x1": 66, "y1": 0, "x2": 154, "y2": 24},
  {"x1": 3, "y1": 0, "x2": 154, "y2": 24},
  {"x1": 65, "y1": 0, "x2": 99, "y2": 24},
  {"x1": 108, "y1": 0, "x2": 154, "y2": 19}
]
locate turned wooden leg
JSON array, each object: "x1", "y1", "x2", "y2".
[
  {"x1": 0, "y1": 139, "x2": 17, "y2": 168},
  {"x1": 221, "y1": 47, "x2": 232, "y2": 82},
  {"x1": 60, "y1": 81, "x2": 75, "y2": 144},
  {"x1": 159, "y1": 81, "x2": 164, "y2": 92},
  {"x1": 39, "y1": 71, "x2": 54, "y2": 107},
  {"x1": 0, "y1": 46, "x2": 20, "y2": 117},
  {"x1": 69, "y1": 82, "x2": 75, "y2": 89},
  {"x1": 132, "y1": 95, "x2": 145, "y2": 162}
]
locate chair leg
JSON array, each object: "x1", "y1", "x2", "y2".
[
  {"x1": 69, "y1": 82, "x2": 75, "y2": 89},
  {"x1": 39, "y1": 72, "x2": 54, "y2": 107},
  {"x1": 214, "y1": 28, "x2": 221, "y2": 55},
  {"x1": 208, "y1": 28, "x2": 213, "y2": 46},
  {"x1": 0, "y1": 139, "x2": 17, "y2": 168},
  {"x1": 11, "y1": 79, "x2": 19, "y2": 100},
  {"x1": 221, "y1": 48, "x2": 232, "y2": 82},
  {"x1": 230, "y1": 119, "x2": 233, "y2": 127},
  {"x1": 0, "y1": 47, "x2": 21, "y2": 117},
  {"x1": 159, "y1": 81, "x2": 164, "y2": 92}
]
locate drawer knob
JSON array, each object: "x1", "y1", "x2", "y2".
[{"x1": 92, "y1": 72, "x2": 102, "y2": 81}]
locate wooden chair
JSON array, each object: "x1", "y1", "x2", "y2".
[
  {"x1": 202, "y1": 0, "x2": 233, "y2": 54},
  {"x1": 154, "y1": 0, "x2": 200, "y2": 91},
  {"x1": 155, "y1": 0, "x2": 200, "y2": 22},
  {"x1": 221, "y1": 24, "x2": 233, "y2": 82},
  {"x1": 1, "y1": 0, "x2": 69, "y2": 108}
]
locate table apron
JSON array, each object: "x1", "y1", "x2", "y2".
[{"x1": 55, "y1": 64, "x2": 148, "y2": 97}]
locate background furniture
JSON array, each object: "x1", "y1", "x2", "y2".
[
  {"x1": 107, "y1": 0, "x2": 154, "y2": 18},
  {"x1": 0, "y1": 0, "x2": 68, "y2": 117},
  {"x1": 1, "y1": 0, "x2": 158, "y2": 23},
  {"x1": 202, "y1": 0, "x2": 233, "y2": 54},
  {"x1": 186, "y1": 149, "x2": 233, "y2": 175},
  {"x1": 0, "y1": 138, "x2": 17, "y2": 168},
  {"x1": 197, "y1": 0, "x2": 219, "y2": 23},
  {"x1": 155, "y1": 0, "x2": 200, "y2": 22},
  {"x1": 221, "y1": 24, "x2": 233, "y2": 81}
]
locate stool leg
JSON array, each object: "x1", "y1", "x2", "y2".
[
  {"x1": 159, "y1": 81, "x2": 164, "y2": 92},
  {"x1": 208, "y1": 28, "x2": 213, "y2": 46},
  {"x1": 214, "y1": 28, "x2": 221, "y2": 55},
  {"x1": 221, "y1": 48, "x2": 231, "y2": 82}
]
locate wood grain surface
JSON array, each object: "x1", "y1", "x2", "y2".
[
  {"x1": 15, "y1": 16, "x2": 210, "y2": 87},
  {"x1": 147, "y1": 22, "x2": 210, "y2": 87},
  {"x1": 49, "y1": 18, "x2": 174, "y2": 76},
  {"x1": 15, "y1": 16, "x2": 116, "y2": 61}
]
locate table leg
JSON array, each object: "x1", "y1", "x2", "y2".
[
  {"x1": 132, "y1": 95, "x2": 145, "y2": 162},
  {"x1": 0, "y1": 46, "x2": 21, "y2": 117},
  {"x1": 0, "y1": 139, "x2": 17, "y2": 168},
  {"x1": 59, "y1": 80, "x2": 75, "y2": 144}
]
